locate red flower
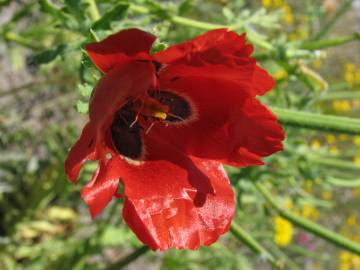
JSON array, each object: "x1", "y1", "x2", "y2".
[{"x1": 65, "y1": 28, "x2": 284, "y2": 250}]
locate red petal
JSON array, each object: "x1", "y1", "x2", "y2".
[
  {"x1": 155, "y1": 29, "x2": 274, "y2": 96},
  {"x1": 153, "y1": 29, "x2": 253, "y2": 65},
  {"x1": 120, "y1": 154, "x2": 234, "y2": 250},
  {"x1": 149, "y1": 75, "x2": 284, "y2": 167},
  {"x1": 65, "y1": 60, "x2": 154, "y2": 182},
  {"x1": 86, "y1": 28, "x2": 156, "y2": 73},
  {"x1": 81, "y1": 157, "x2": 122, "y2": 218},
  {"x1": 253, "y1": 65, "x2": 275, "y2": 96},
  {"x1": 65, "y1": 123, "x2": 97, "y2": 182},
  {"x1": 89, "y1": 60, "x2": 155, "y2": 130}
]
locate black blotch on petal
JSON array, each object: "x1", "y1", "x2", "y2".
[
  {"x1": 150, "y1": 90, "x2": 192, "y2": 122},
  {"x1": 111, "y1": 105, "x2": 143, "y2": 160}
]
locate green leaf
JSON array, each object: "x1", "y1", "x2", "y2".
[
  {"x1": 178, "y1": 0, "x2": 193, "y2": 15},
  {"x1": 63, "y1": 0, "x2": 87, "y2": 20},
  {"x1": 76, "y1": 100, "x2": 89, "y2": 114},
  {"x1": 29, "y1": 45, "x2": 67, "y2": 65},
  {"x1": 92, "y1": 4, "x2": 129, "y2": 30},
  {"x1": 39, "y1": 0, "x2": 67, "y2": 21},
  {"x1": 77, "y1": 83, "x2": 93, "y2": 97}
]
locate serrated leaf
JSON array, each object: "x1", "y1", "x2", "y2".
[
  {"x1": 92, "y1": 4, "x2": 129, "y2": 30},
  {"x1": 76, "y1": 100, "x2": 89, "y2": 114}
]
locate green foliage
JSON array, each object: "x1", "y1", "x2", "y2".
[
  {"x1": 92, "y1": 4, "x2": 129, "y2": 30},
  {"x1": 0, "y1": 0, "x2": 360, "y2": 269}
]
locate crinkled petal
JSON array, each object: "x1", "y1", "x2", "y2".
[
  {"x1": 153, "y1": 29, "x2": 253, "y2": 65},
  {"x1": 86, "y1": 28, "x2": 156, "y2": 73},
  {"x1": 81, "y1": 157, "x2": 122, "y2": 218},
  {"x1": 149, "y1": 74, "x2": 284, "y2": 167},
  {"x1": 120, "y1": 153, "x2": 234, "y2": 250}
]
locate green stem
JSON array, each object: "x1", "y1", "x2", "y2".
[
  {"x1": 268, "y1": 243, "x2": 302, "y2": 270},
  {"x1": 329, "y1": 82, "x2": 360, "y2": 91},
  {"x1": 300, "y1": 32, "x2": 360, "y2": 50},
  {"x1": 230, "y1": 222, "x2": 282, "y2": 269},
  {"x1": 129, "y1": 4, "x2": 273, "y2": 51},
  {"x1": 254, "y1": 182, "x2": 360, "y2": 255},
  {"x1": 87, "y1": 0, "x2": 101, "y2": 21},
  {"x1": 316, "y1": 91, "x2": 360, "y2": 101},
  {"x1": 270, "y1": 107, "x2": 360, "y2": 135},
  {"x1": 308, "y1": 156, "x2": 360, "y2": 171},
  {"x1": 104, "y1": 246, "x2": 150, "y2": 270},
  {"x1": 313, "y1": 0, "x2": 353, "y2": 40},
  {"x1": 2, "y1": 32, "x2": 43, "y2": 50},
  {"x1": 327, "y1": 177, "x2": 360, "y2": 188},
  {"x1": 89, "y1": 28, "x2": 99, "y2": 42}
]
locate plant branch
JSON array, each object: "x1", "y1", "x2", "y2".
[
  {"x1": 128, "y1": 4, "x2": 273, "y2": 51},
  {"x1": 253, "y1": 182, "x2": 360, "y2": 255},
  {"x1": 104, "y1": 246, "x2": 150, "y2": 270},
  {"x1": 230, "y1": 222, "x2": 282, "y2": 268},
  {"x1": 2, "y1": 32, "x2": 44, "y2": 50},
  {"x1": 313, "y1": 0, "x2": 354, "y2": 40},
  {"x1": 271, "y1": 107, "x2": 360, "y2": 135},
  {"x1": 316, "y1": 91, "x2": 360, "y2": 101},
  {"x1": 301, "y1": 32, "x2": 360, "y2": 50},
  {"x1": 87, "y1": 0, "x2": 101, "y2": 21}
]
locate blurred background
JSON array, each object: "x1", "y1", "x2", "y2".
[{"x1": 0, "y1": 0, "x2": 360, "y2": 269}]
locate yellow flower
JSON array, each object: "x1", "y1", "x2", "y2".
[
  {"x1": 313, "y1": 59, "x2": 322, "y2": 69},
  {"x1": 273, "y1": 0, "x2": 284, "y2": 7},
  {"x1": 311, "y1": 139, "x2": 321, "y2": 150},
  {"x1": 339, "y1": 134, "x2": 349, "y2": 142},
  {"x1": 274, "y1": 216, "x2": 293, "y2": 246},
  {"x1": 329, "y1": 145, "x2": 339, "y2": 155},
  {"x1": 355, "y1": 69, "x2": 360, "y2": 83},
  {"x1": 353, "y1": 255, "x2": 360, "y2": 268},
  {"x1": 353, "y1": 99, "x2": 360, "y2": 107},
  {"x1": 339, "y1": 251, "x2": 360, "y2": 270},
  {"x1": 345, "y1": 72, "x2": 355, "y2": 83},
  {"x1": 354, "y1": 156, "x2": 360, "y2": 165},
  {"x1": 340, "y1": 251, "x2": 352, "y2": 270},
  {"x1": 326, "y1": 133, "x2": 336, "y2": 144},
  {"x1": 261, "y1": 0, "x2": 272, "y2": 8},
  {"x1": 321, "y1": 190, "x2": 332, "y2": 200},
  {"x1": 273, "y1": 69, "x2": 288, "y2": 80},
  {"x1": 284, "y1": 199, "x2": 293, "y2": 209},
  {"x1": 282, "y1": 4, "x2": 294, "y2": 25},
  {"x1": 354, "y1": 136, "x2": 360, "y2": 146},
  {"x1": 304, "y1": 180, "x2": 313, "y2": 193},
  {"x1": 333, "y1": 100, "x2": 351, "y2": 112},
  {"x1": 346, "y1": 214, "x2": 357, "y2": 226},
  {"x1": 345, "y1": 63, "x2": 356, "y2": 71},
  {"x1": 352, "y1": 187, "x2": 360, "y2": 198},
  {"x1": 301, "y1": 204, "x2": 320, "y2": 220}
]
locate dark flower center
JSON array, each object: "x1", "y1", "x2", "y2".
[{"x1": 110, "y1": 90, "x2": 193, "y2": 160}]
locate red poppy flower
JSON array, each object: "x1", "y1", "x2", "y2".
[{"x1": 65, "y1": 28, "x2": 284, "y2": 250}]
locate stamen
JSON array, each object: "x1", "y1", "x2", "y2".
[
  {"x1": 167, "y1": 112, "x2": 184, "y2": 121},
  {"x1": 145, "y1": 122, "x2": 156, "y2": 134},
  {"x1": 152, "y1": 111, "x2": 167, "y2": 120},
  {"x1": 129, "y1": 114, "x2": 139, "y2": 128}
]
